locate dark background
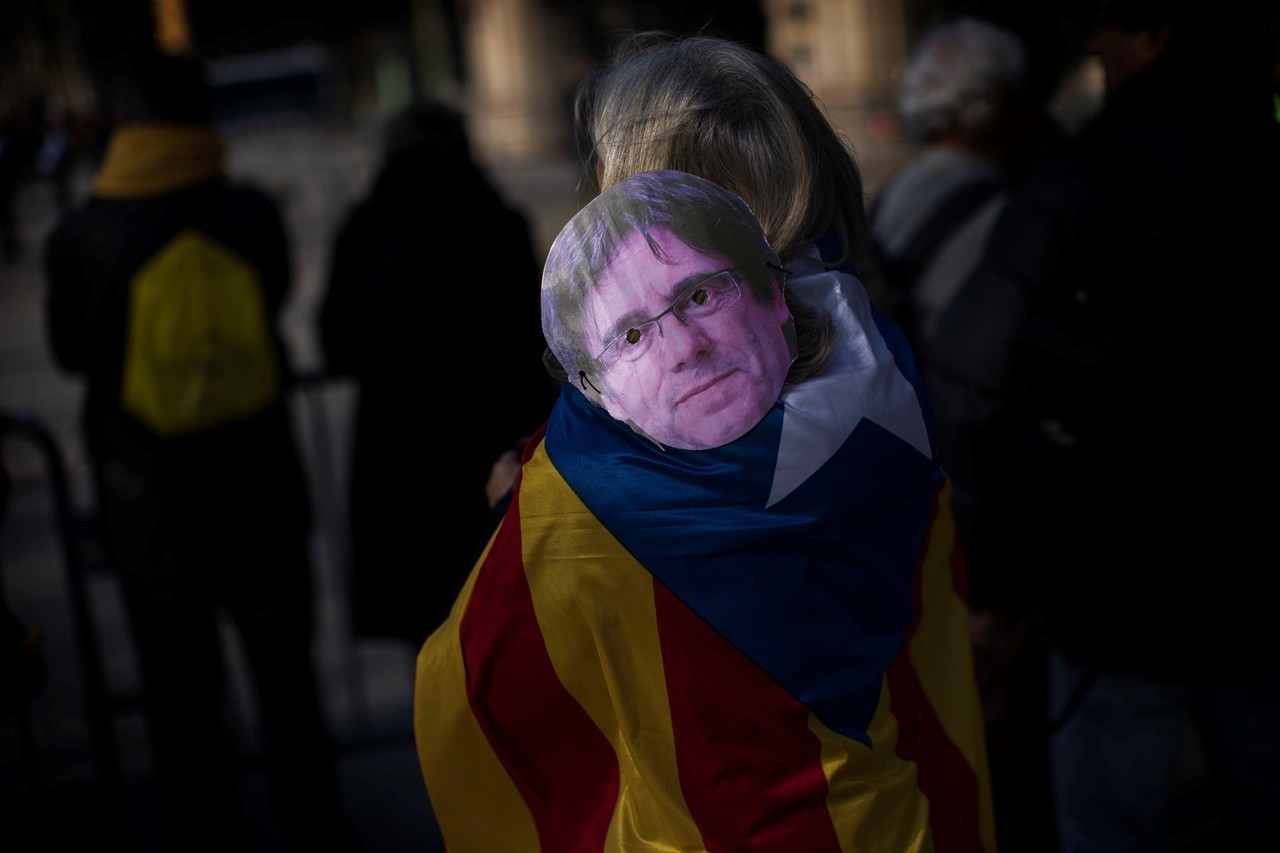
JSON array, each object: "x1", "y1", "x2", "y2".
[{"x1": 5, "y1": 0, "x2": 1096, "y2": 122}]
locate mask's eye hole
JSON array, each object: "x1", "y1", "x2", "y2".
[
  {"x1": 689, "y1": 288, "x2": 711, "y2": 307},
  {"x1": 623, "y1": 328, "x2": 643, "y2": 346}
]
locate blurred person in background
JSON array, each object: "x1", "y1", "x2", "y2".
[
  {"x1": 42, "y1": 38, "x2": 352, "y2": 850},
  {"x1": 320, "y1": 98, "x2": 557, "y2": 649},
  {"x1": 866, "y1": 14, "x2": 1063, "y2": 372},
  {"x1": 928, "y1": 0, "x2": 1280, "y2": 849},
  {"x1": 864, "y1": 14, "x2": 1067, "y2": 849}
]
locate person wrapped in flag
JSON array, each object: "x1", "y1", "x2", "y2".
[{"x1": 414, "y1": 169, "x2": 996, "y2": 851}]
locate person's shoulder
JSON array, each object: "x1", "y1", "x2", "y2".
[
  {"x1": 42, "y1": 213, "x2": 79, "y2": 261},
  {"x1": 335, "y1": 194, "x2": 392, "y2": 237},
  {"x1": 199, "y1": 182, "x2": 286, "y2": 231},
  {"x1": 492, "y1": 198, "x2": 533, "y2": 235},
  {"x1": 477, "y1": 195, "x2": 536, "y2": 250},
  {"x1": 216, "y1": 181, "x2": 283, "y2": 212},
  {"x1": 1000, "y1": 140, "x2": 1095, "y2": 214},
  {"x1": 46, "y1": 201, "x2": 90, "y2": 233},
  {"x1": 43, "y1": 198, "x2": 109, "y2": 250}
]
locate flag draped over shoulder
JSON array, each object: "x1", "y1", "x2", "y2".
[{"x1": 414, "y1": 247, "x2": 996, "y2": 852}]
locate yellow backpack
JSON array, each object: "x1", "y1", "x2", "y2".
[{"x1": 121, "y1": 229, "x2": 280, "y2": 437}]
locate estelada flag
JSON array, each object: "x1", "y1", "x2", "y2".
[{"x1": 414, "y1": 254, "x2": 997, "y2": 852}]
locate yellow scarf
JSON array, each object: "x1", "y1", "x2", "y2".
[{"x1": 92, "y1": 123, "x2": 225, "y2": 198}]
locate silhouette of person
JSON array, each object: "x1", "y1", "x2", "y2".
[
  {"x1": 416, "y1": 28, "x2": 996, "y2": 843},
  {"x1": 865, "y1": 14, "x2": 1070, "y2": 849},
  {"x1": 867, "y1": 14, "x2": 1064, "y2": 373},
  {"x1": 320, "y1": 99, "x2": 557, "y2": 647},
  {"x1": 42, "y1": 39, "x2": 352, "y2": 849},
  {"x1": 929, "y1": 1, "x2": 1280, "y2": 848}
]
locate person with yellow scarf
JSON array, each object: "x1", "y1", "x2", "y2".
[{"x1": 42, "y1": 39, "x2": 354, "y2": 850}]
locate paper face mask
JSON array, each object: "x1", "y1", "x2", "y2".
[{"x1": 542, "y1": 170, "x2": 795, "y2": 450}]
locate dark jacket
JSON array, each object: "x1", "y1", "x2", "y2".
[
  {"x1": 44, "y1": 175, "x2": 311, "y2": 548},
  {"x1": 928, "y1": 54, "x2": 1280, "y2": 679},
  {"x1": 320, "y1": 150, "x2": 557, "y2": 643}
]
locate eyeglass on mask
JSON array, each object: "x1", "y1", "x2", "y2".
[{"x1": 595, "y1": 268, "x2": 744, "y2": 371}]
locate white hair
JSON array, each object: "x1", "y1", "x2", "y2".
[{"x1": 898, "y1": 16, "x2": 1029, "y2": 143}]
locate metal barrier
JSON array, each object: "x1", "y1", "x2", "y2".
[
  {"x1": 1, "y1": 373, "x2": 407, "y2": 800},
  {"x1": 0, "y1": 409, "x2": 133, "y2": 841}
]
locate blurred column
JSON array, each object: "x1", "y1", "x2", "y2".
[
  {"x1": 152, "y1": 0, "x2": 193, "y2": 54},
  {"x1": 463, "y1": 0, "x2": 568, "y2": 165},
  {"x1": 764, "y1": 0, "x2": 911, "y2": 194}
]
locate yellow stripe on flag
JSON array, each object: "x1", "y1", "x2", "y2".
[
  {"x1": 415, "y1": 524, "x2": 541, "y2": 851},
  {"x1": 817, "y1": 678, "x2": 934, "y2": 853},
  {"x1": 906, "y1": 477, "x2": 997, "y2": 850},
  {"x1": 520, "y1": 445, "x2": 706, "y2": 852}
]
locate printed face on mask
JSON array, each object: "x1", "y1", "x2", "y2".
[{"x1": 585, "y1": 226, "x2": 793, "y2": 449}]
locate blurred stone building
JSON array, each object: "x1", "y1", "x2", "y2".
[
  {"x1": 439, "y1": 0, "x2": 927, "y2": 188},
  {"x1": 2, "y1": 0, "x2": 1094, "y2": 195}
]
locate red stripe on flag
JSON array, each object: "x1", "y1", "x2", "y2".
[
  {"x1": 459, "y1": 480, "x2": 619, "y2": 852},
  {"x1": 886, "y1": 494, "x2": 984, "y2": 852},
  {"x1": 655, "y1": 582, "x2": 842, "y2": 853}
]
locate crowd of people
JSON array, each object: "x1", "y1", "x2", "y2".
[
  {"x1": 924, "y1": 2, "x2": 1280, "y2": 849},
  {"x1": 863, "y1": 16, "x2": 1067, "y2": 848},
  {"x1": 16, "y1": 1, "x2": 1280, "y2": 850}
]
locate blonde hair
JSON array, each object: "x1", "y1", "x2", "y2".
[{"x1": 575, "y1": 31, "x2": 867, "y2": 269}]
